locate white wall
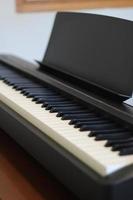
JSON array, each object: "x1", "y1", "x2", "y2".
[{"x1": 0, "y1": 0, "x2": 133, "y2": 63}]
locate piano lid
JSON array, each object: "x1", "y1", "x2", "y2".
[{"x1": 41, "y1": 12, "x2": 133, "y2": 98}]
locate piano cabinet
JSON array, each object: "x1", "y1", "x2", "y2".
[{"x1": 0, "y1": 12, "x2": 133, "y2": 200}]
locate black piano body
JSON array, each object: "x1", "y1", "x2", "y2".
[{"x1": 0, "y1": 12, "x2": 133, "y2": 200}]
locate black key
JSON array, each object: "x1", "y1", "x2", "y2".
[
  {"x1": 41, "y1": 98, "x2": 69, "y2": 105},
  {"x1": 74, "y1": 120, "x2": 110, "y2": 128},
  {"x1": 42, "y1": 100, "x2": 72, "y2": 106},
  {"x1": 21, "y1": 88, "x2": 53, "y2": 94},
  {"x1": 0, "y1": 71, "x2": 17, "y2": 76},
  {"x1": 43, "y1": 101, "x2": 74, "y2": 106},
  {"x1": 20, "y1": 85, "x2": 47, "y2": 89},
  {"x1": 41, "y1": 97, "x2": 71, "y2": 108},
  {"x1": 13, "y1": 83, "x2": 43, "y2": 89},
  {"x1": 36, "y1": 97, "x2": 70, "y2": 104},
  {"x1": 105, "y1": 137, "x2": 133, "y2": 147},
  {"x1": 95, "y1": 132, "x2": 132, "y2": 140},
  {"x1": 80, "y1": 123, "x2": 117, "y2": 131},
  {"x1": 119, "y1": 147, "x2": 133, "y2": 155},
  {"x1": 14, "y1": 85, "x2": 43, "y2": 90},
  {"x1": 1, "y1": 75, "x2": 22, "y2": 79},
  {"x1": 56, "y1": 110, "x2": 91, "y2": 117},
  {"x1": 50, "y1": 106, "x2": 84, "y2": 113},
  {"x1": 0, "y1": 75, "x2": 19, "y2": 80},
  {"x1": 21, "y1": 89, "x2": 52, "y2": 94},
  {"x1": 89, "y1": 128, "x2": 126, "y2": 137},
  {"x1": 26, "y1": 93, "x2": 60, "y2": 98},
  {"x1": 34, "y1": 93, "x2": 60, "y2": 97},
  {"x1": 22, "y1": 90, "x2": 48, "y2": 95},
  {"x1": 4, "y1": 76, "x2": 29, "y2": 80},
  {"x1": 24, "y1": 92, "x2": 59, "y2": 98},
  {"x1": 0, "y1": 69, "x2": 13, "y2": 72},
  {"x1": 69, "y1": 115, "x2": 100, "y2": 124},
  {"x1": 46, "y1": 103, "x2": 77, "y2": 109},
  {"x1": 60, "y1": 112, "x2": 94, "y2": 119},
  {"x1": 112, "y1": 142, "x2": 133, "y2": 151},
  {"x1": 32, "y1": 92, "x2": 61, "y2": 103},
  {"x1": 13, "y1": 82, "x2": 40, "y2": 85},
  {"x1": 4, "y1": 77, "x2": 30, "y2": 82},
  {"x1": 17, "y1": 83, "x2": 44, "y2": 88},
  {"x1": 4, "y1": 79, "x2": 34, "y2": 85},
  {"x1": 69, "y1": 117, "x2": 102, "y2": 125},
  {"x1": 3, "y1": 77, "x2": 34, "y2": 84}
]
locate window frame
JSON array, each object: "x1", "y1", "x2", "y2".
[{"x1": 16, "y1": 0, "x2": 133, "y2": 12}]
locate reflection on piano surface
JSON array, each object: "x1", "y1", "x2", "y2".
[{"x1": 0, "y1": 12, "x2": 133, "y2": 200}]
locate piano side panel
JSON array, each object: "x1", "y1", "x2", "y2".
[{"x1": 0, "y1": 102, "x2": 133, "y2": 200}]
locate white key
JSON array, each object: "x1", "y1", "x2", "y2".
[{"x1": 0, "y1": 80, "x2": 133, "y2": 176}]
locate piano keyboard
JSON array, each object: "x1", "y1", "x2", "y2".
[{"x1": 0, "y1": 64, "x2": 133, "y2": 176}]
